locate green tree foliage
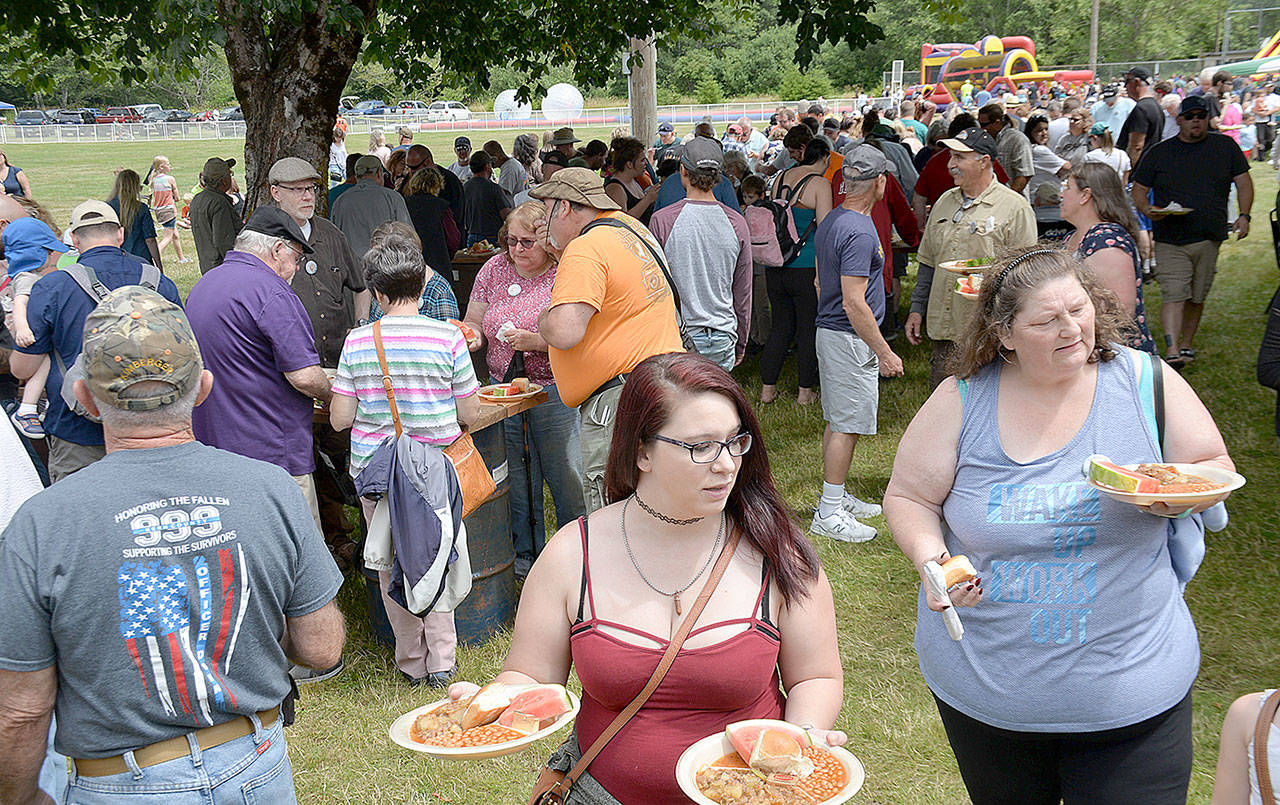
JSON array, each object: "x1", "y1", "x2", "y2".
[
  {"x1": 777, "y1": 65, "x2": 834, "y2": 100},
  {"x1": 695, "y1": 75, "x2": 725, "y2": 103}
]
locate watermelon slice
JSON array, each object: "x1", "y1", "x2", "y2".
[
  {"x1": 1088, "y1": 458, "x2": 1158, "y2": 493},
  {"x1": 724, "y1": 720, "x2": 814, "y2": 777},
  {"x1": 496, "y1": 684, "x2": 573, "y2": 735}
]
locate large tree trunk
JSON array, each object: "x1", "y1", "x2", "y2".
[{"x1": 219, "y1": 0, "x2": 378, "y2": 217}]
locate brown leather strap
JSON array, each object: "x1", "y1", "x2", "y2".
[
  {"x1": 553, "y1": 524, "x2": 742, "y2": 796},
  {"x1": 372, "y1": 320, "x2": 402, "y2": 438},
  {"x1": 1256, "y1": 689, "x2": 1280, "y2": 804},
  {"x1": 73, "y1": 707, "x2": 280, "y2": 777}
]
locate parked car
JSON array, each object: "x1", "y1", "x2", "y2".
[
  {"x1": 395, "y1": 100, "x2": 429, "y2": 115},
  {"x1": 15, "y1": 110, "x2": 52, "y2": 126},
  {"x1": 426, "y1": 100, "x2": 471, "y2": 122},
  {"x1": 350, "y1": 100, "x2": 387, "y2": 116},
  {"x1": 131, "y1": 103, "x2": 163, "y2": 118},
  {"x1": 96, "y1": 106, "x2": 142, "y2": 123},
  {"x1": 222, "y1": 106, "x2": 244, "y2": 121},
  {"x1": 54, "y1": 109, "x2": 95, "y2": 125},
  {"x1": 340, "y1": 95, "x2": 359, "y2": 112},
  {"x1": 141, "y1": 108, "x2": 168, "y2": 123},
  {"x1": 165, "y1": 109, "x2": 193, "y2": 122}
]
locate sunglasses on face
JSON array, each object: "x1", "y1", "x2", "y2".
[
  {"x1": 506, "y1": 237, "x2": 537, "y2": 250},
  {"x1": 1182, "y1": 111, "x2": 1208, "y2": 120}
]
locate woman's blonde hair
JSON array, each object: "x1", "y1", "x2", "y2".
[
  {"x1": 950, "y1": 248, "x2": 1131, "y2": 379},
  {"x1": 369, "y1": 128, "x2": 386, "y2": 150},
  {"x1": 498, "y1": 201, "x2": 548, "y2": 260},
  {"x1": 404, "y1": 166, "x2": 443, "y2": 197},
  {"x1": 109, "y1": 169, "x2": 144, "y2": 231}
]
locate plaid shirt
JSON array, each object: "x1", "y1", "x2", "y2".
[{"x1": 368, "y1": 272, "x2": 460, "y2": 322}]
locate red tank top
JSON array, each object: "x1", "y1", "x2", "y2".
[{"x1": 569, "y1": 518, "x2": 786, "y2": 804}]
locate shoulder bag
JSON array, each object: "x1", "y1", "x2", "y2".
[
  {"x1": 581, "y1": 216, "x2": 696, "y2": 352},
  {"x1": 372, "y1": 320, "x2": 495, "y2": 519},
  {"x1": 529, "y1": 521, "x2": 742, "y2": 804},
  {"x1": 1256, "y1": 689, "x2": 1280, "y2": 804}
]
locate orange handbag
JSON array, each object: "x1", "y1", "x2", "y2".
[{"x1": 373, "y1": 321, "x2": 496, "y2": 519}]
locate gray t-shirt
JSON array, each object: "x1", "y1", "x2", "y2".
[
  {"x1": 647, "y1": 199, "x2": 753, "y2": 345},
  {"x1": 0, "y1": 441, "x2": 343, "y2": 758}
]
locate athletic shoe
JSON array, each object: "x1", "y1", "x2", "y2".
[
  {"x1": 841, "y1": 493, "x2": 882, "y2": 519},
  {"x1": 10, "y1": 410, "x2": 44, "y2": 439},
  {"x1": 289, "y1": 658, "x2": 344, "y2": 685},
  {"x1": 403, "y1": 665, "x2": 457, "y2": 688},
  {"x1": 810, "y1": 509, "x2": 877, "y2": 543}
]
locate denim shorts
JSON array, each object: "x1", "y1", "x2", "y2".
[{"x1": 66, "y1": 715, "x2": 295, "y2": 804}]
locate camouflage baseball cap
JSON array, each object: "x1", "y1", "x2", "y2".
[{"x1": 81, "y1": 287, "x2": 203, "y2": 411}]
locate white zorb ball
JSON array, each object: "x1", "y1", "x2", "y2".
[
  {"x1": 541, "y1": 83, "x2": 584, "y2": 123},
  {"x1": 494, "y1": 90, "x2": 533, "y2": 120}
]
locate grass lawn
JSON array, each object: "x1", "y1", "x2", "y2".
[{"x1": 6, "y1": 140, "x2": 1279, "y2": 802}]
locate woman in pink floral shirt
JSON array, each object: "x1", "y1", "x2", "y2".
[{"x1": 464, "y1": 201, "x2": 584, "y2": 577}]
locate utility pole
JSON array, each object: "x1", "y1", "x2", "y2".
[
  {"x1": 1089, "y1": 0, "x2": 1100, "y2": 74},
  {"x1": 628, "y1": 35, "x2": 658, "y2": 150}
]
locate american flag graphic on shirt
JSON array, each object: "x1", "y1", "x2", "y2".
[{"x1": 116, "y1": 545, "x2": 249, "y2": 726}]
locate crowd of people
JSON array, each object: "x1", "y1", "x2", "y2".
[{"x1": 0, "y1": 61, "x2": 1275, "y2": 804}]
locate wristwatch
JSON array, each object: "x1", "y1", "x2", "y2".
[{"x1": 1238, "y1": 213, "x2": 1251, "y2": 220}]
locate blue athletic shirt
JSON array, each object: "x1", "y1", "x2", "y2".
[{"x1": 917, "y1": 347, "x2": 1199, "y2": 732}]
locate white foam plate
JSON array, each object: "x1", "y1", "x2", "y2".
[
  {"x1": 1085, "y1": 461, "x2": 1244, "y2": 507},
  {"x1": 389, "y1": 691, "x2": 579, "y2": 760},
  {"x1": 675, "y1": 726, "x2": 864, "y2": 804}
]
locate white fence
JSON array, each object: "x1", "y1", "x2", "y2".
[{"x1": 0, "y1": 98, "x2": 894, "y2": 144}]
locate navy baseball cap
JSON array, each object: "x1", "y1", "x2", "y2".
[
  {"x1": 1179, "y1": 95, "x2": 1211, "y2": 115},
  {"x1": 658, "y1": 122, "x2": 674, "y2": 133},
  {"x1": 940, "y1": 127, "x2": 998, "y2": 159},
  {"x1": 3, "y1": 217, "x2": 67, "y2": 277}
]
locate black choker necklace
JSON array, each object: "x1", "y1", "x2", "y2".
[{"x1": 633, "y1": 493, "x2": 704, "y2": 525}]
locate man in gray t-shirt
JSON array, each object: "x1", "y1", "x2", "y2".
[
  {"x1": 647, "y1": 138, "x2": 752, "y2": 370},
  {"x1": 0, "y1": 287, "x2": 344, "y2": 802}
]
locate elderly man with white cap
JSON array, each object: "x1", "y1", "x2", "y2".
[
  {"x1": 270, "y1": 156, "x2": 369, "y2": 565},
  {"x1": 531, "y1": 167, "x2": 683, "y2": 513},
  {"x1": 809, "y1": 145, "x2": 904, "y2": 544},
  {"x1": 10, "y1": 200, "x2": 181, "y2": 480}
]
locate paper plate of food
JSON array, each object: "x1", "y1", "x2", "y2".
[
  {"x1": 940, "y1": 257, "x2": 994, "y2": 274},
  {"x1": 955, "y1": 274, "x2": 982, "y2": 300},
  {"x1": 459, "y1": 239, "x2": 501, "y2": 256},
  {"x1": 1150, "y1": 201, "x2": 1192, "y2": 216},
  {"x1": 478, "y1": 378, "x2": 543, "y2": 401},
  {"x1": 1084, "y1": 456, "x2": 1245, "y2": 507},
  {"x1": 676, "y1": 719, "x2": 864, "y2": 804},
  {"x1": 389, "y1": 682, "x2": 579, "y2": 760}
]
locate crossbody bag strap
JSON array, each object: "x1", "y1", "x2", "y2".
[
  {"x1": 371, "y1": 320, "x2": 403, "y2": 438},
  {"x1": 1256, "y1": 689, "x2": 1280, "y2": 804},
  {"x1": 554, "y1": 526, "x2": 742, "y2": 795},
  {"x1": 582, "y1": 217, "x2": 683, "y2": 314}
]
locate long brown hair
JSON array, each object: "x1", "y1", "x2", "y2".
[
  {"x1": 109, "y1": 169, "x2": 143, "y2": 231},
  {"x1": 1069, "y1": 162, "x2": 1139, "y2": 240},
  {"x1": 950, "y1": 248, "x2": 1131, "y2": 379},
  {"x1": 605, "y1": 353, "x2": 821, "y2": 603}
]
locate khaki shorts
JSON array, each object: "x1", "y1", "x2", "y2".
[
  {"x1": 1154, "y1": 240, "x2": 1220, "y2": 304},
  {"x1": 816, "y1": 328, "x2": 879, "y2": 435},
  {"x1": 578, "y1": 383, "x2": 624, "y2": 515},
  {"x1": 292, "y1": 473, "x2": 323, "y2": 535}
]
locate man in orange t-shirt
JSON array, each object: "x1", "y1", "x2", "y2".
[{"x1": 533, "y1": 168, "x2": 683, "y2": 512}]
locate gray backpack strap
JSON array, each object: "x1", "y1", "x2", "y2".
[
  {"x1": 61, "y1": 263, "x2": 111, "y2": 302},
  {"x1": 138, "y1": 263, "x2": 162, "y2": 291}
]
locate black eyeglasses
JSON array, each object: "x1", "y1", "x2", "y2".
[
  {"x1": 651, "y1": 432, "x2": 752, "y2": 464},
  {"x1": 1182, "y1": 111, "x2": 1208, "y2": 120},
  {"x1": 506, "y1": 236, "x2": 537, "y2": 250}
]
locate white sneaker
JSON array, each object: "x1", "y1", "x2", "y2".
[
  {"x1": 810, "y1": 509, "x2": 877, "y2": 543},
  {"x1": 841, "y1": 494, "x2": 882, "y2": 518}
]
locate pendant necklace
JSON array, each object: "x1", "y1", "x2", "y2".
[{"x1": 621, "y1": 495, "x2": 723, "y2": 615}]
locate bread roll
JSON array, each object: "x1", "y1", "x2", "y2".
[{"x1": 941, "y1": 555, "x2": 977, "y2": 590}]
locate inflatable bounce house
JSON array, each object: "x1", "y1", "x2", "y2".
[
  {"x1": 914, "y1": 35, "x2": 1094, "y2": 105},
  {"x1": 1208, "y1": 29, "x2": 1280, "y2": 78}
]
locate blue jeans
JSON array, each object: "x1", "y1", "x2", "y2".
[
  {"x1": 497, "y1": 381, "x2": 584, "y2": 575},
  {"x1": 66, "y1": 715, "x2": 295, "y2": 804},
  {"x1": 687, "y1": 327, "x2": 737, "y2": 370}
]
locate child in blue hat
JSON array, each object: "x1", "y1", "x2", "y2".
[{"x1": 3, "y1": 217, "x2": 68, "y2": 439}]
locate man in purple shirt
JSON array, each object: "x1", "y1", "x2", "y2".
[{"x1": 186, "y1": 206, "x2": 332, "y2": 530}]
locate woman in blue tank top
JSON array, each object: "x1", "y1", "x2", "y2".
[{"x1": 884, "y1": 249, "x2": 1236, "y2": 804}]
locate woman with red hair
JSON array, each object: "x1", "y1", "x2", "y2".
[{"x1": 449, "y1": 352, "x2": 845, "y2": 803}]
